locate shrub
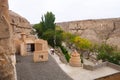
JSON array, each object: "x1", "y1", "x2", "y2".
[
  {"x1": 73, "y1": 36, "x2": 92, "y2": 50},
  {"x1": 42, "y1": 29, "x2": 55, "y2": 47},
  {"x1": 60, "y1": 46, "x2": 70, "y2": 62},
  {"x1": 97, "y1": 44, "x2": 120, "y2": 65}
]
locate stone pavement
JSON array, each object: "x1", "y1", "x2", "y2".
[
  {"x1": 16, "y1": 54, "x2": 73, "y2": 80},
  {"x1": 51, "y1": 53, "x2": 119, "y2": 80}
]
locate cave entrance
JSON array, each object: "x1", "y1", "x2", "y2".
[{"x1": 26, "y1": 43, "x2": 35, "y2": 54}]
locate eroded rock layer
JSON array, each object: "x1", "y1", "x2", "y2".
[
  {"x1": 57, "y1": 18, "x2": 120, "y2": 50},
  {"x1": 9, "y1": 10, "x2": 32, "y2": 39},
  {"x1": 0, "y1": 0, "x2": 14, "y2": 80},
  {"x1": 0, "y1": 0, "x2": 33, "y2": 79}
]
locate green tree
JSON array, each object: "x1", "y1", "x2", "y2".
[
  {"x1": 41, "y1": 12, "x2": 55, "y2": 31},
  {"x1": 33, "y1": 23, "x2": 43, "y2": 38},
  {"x1": 42, "y1": 29, "x2": 55, "y2": 47},
  {"x1": 33, "y1": 12, "x2": 56, "y2": 47},
  {"x1": 62, "y1": 32, "x2": 76, "y2": 45},
  {"x1": 55, "y1": 29, "x2": 63, "y2": 46}
]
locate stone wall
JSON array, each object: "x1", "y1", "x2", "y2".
[
  {"x1": 95, "y1": 72, "x2": 120, "y2": 80},
  {"x1": 57, "y1": 18, "x2": 120, "y2": 50},
  {"x1": 83, "y1": 61, "x2": 120, "y2": 71},
  {"x1": 83, "y1": 62, "x2": 107, "y2": 71},
  {"x1": 107, "y1": 62, "x2": 120, "y2": 71}
]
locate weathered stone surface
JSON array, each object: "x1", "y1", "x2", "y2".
[
  {"x1": 8, "y1": 10, "x2": 33, "y2": 55},
  {"x1": 0, "y1": 0, "x2": 37, "y2": 80},
  {"x1": 69, "y1": 50, "x2": 82, "y2": 67},
  {"x1": 0, "y1": 0, "x2": 15, "y2": 80},
  {"x1": 106, "y1": 37, "x2": 120, "y2": 50},
  {"x1": 81, "y1": 29, "x2": 101, "y2": 43},
  {"x1": 0, "y1": 47, "x2": 14, "y2": 80},
  {"x1": 33, "y1": 39, "x2": 48, "y2": 62},
  {"x1": 95, "y1": 71, "x2": 120, "y2": 80},
  {"x1": 57, "y1": 18, "x2": 120, "y2": 50},
  {"x1": 0, "y1": 0, "x2": 10, "y2": 38},
  {"x1": 9, "y1": 10, "x2": 32, "y2": 40}
]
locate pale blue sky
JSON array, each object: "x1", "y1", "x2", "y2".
[{"x1": 9, "y1": 0, "x2": 120, "y2": 24}]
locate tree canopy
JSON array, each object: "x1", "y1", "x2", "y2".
[
  {"x1": 41, "y1": 12, "x2": 55, "y2": 31},
  {"x1": 33, "y1": 12, "x2": 63, "y2": 47}
]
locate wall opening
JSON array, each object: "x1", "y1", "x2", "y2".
[
  {"x1": 26, "y1": 43, "x2": 35, "y2": 53},
  {"x1": 39, "y1": 55, "x2": 44, "y2": 59}
]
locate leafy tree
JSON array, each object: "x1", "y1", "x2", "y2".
[
  {"x1": 73, "y1": 36, "x2": 92, "y2": 50},
  {"x1": 33, "y1": 23, "x2": 43, "y2": 38},
  {"x1": 33, "y1": 12, "x2": 56, "y2": 47},
  {"x1": 42, "y1": 29, "x2": 55, "y2": 47},
  {"x1": 55, "y1": 30, "x2": 63, "y2": 46},
  {"x1": 62, "y1": 32, "x2": 76, "y2": 45},
  {"x1": 54, "y1": 26, "x2": 64, "y2": 46},
  {"x1": 55, "y1": 25, "x2": 63, "y2": 31},
  {"x1": 41, "y1": 12, "x2": 55, "y2": 31}
]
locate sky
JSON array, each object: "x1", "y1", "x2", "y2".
[{"x1": 9, "y1": 0, "x2": 120, "y2": 24}]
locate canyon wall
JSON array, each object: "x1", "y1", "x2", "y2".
[{"x1": 57, "y1": 18, "x2": 120, "y2": 50}]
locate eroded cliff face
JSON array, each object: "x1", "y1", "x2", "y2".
[
  {"x1": 0, "y1": 0, "x2": 15, "y2": 80},
  {"x1": 9, "y1": 10, "x2": 33, "y2": 54},
  {"x1": 57, "y1": 18, "x2": 120, "y2": 50},
  {"x1": 0, "y1": 47, "x2": 14, "y2": 80},
  {"x1": 0, "y1": 0, "x2": 33, "y2": 79},
  {"x1": 9, "y1": 10, "x2": 32, "y2": 40}
]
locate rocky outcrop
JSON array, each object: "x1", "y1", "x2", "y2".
[
  {"x1": 57, "y1": 18, "x2": 120, "y2": 50},
  {"x1": 0, "y1": 0, "x2": 33, "y2": 79},
  {"x1": 8, "y1": 10, "x2": 34, "y2": 54},
  {"x1": 0, "y1": 0, "x2": 15, "y2": 80},
  {"x1": 9, "y1": 10, "x2": 32, "y2": 40},
  {"x1": 0, "y1": 47, "x2": 14, "y2": 80}
]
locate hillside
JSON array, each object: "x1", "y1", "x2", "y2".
[{"x1": 57, "y1": 18, "x2": 120, "y2": 50}]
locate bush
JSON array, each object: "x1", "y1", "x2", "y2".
[
  {"x1": 97, "y1": 44, "x2": 120, "y2": 65},
  {"x1": 60, "y1": 46, "x2": 70, "y2": 62},
  {"x1": 73, "y1": 36, "x2": 92, "y2": 50},
  {"x1": 55, "y1": 30, "x2": 63, "y2": 47},
  {"x1": 42, "y1": 29, "x2": 55, "y2": 47},
  {"x1": 108, "y1": 51, "x2": 120, "y2": 65}
]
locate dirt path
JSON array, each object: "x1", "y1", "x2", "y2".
[{"x1": 16, "y1": 54, "x2": 73, "y2": 80}]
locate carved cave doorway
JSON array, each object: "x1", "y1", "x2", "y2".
[{"x1": 26, "y1": 43, "x2": 35, "y2": 54}]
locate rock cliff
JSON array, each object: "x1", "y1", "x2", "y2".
[
  {"x1": 9, "y1": 10, "x2": 32, "y2": 39},
  {"x1": 9, "y1": 10, "x2": 33, "y2": 54},
  {"x1": 57, "y1": 18, "x2": 120, "y2": 50},
  {"x1": 0, "y1": 0, "x2": 33, "y2": 79},
  {"x1": 0, "y1": 0, "x2": 15, "y2": 80}
]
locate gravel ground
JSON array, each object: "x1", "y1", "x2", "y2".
[{"x1": 16, "y1": 54, "x2": 73, "y2": 80}]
